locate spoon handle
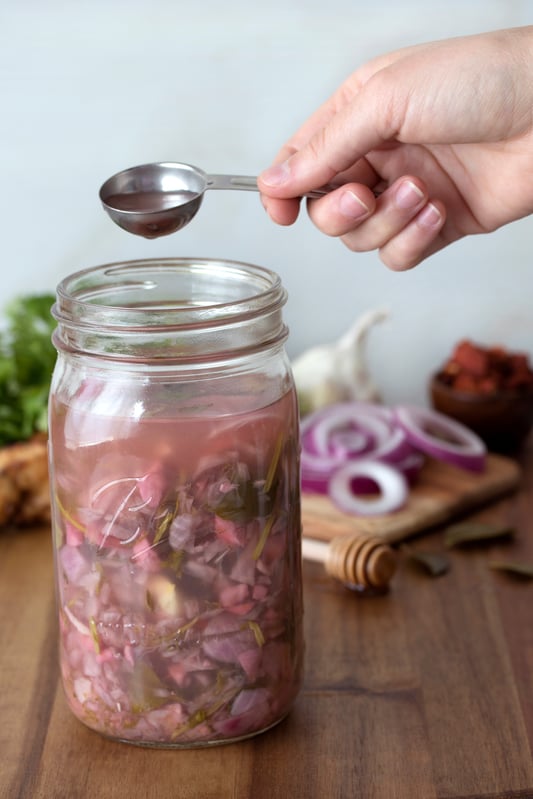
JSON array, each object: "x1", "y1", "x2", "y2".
[
  {"x1": 207, "y1": 175, "x2": 260, "y2": 191},
  {"x1": 207, "y1": 174, "x2": 335, "y2": 199}
]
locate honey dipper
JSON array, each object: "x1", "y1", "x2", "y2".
[{"x1": 301, "y1": 533, "x2": 398, "y2": 589}]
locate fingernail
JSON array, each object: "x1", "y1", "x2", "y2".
[
  {"x1": 395, "y1": 180, "x2": 425, "y2": 209},
  {"x1": 339, "y1": 190, "x2": 370, "y2": 219},
  {"x1": 417, "y1": 202, "x2": 443, "y2": 228},
  {"x1": 261, "y1": 161, "x2": 291, "y2": 187}
]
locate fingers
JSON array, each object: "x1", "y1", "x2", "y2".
[
  {"x1": 260, "y1": 194, "x2": 301, "y2": 226},
  {"x1": 307, "y1": 177, "x2": 425, "y2": 238},
  {"x1": 261, "y1": 157, "x2": 380, "y2": 227},
  {"x1": 261, "y1": 174, "x2": 446, "y2": 269},
  {"x1": 303, "y1": 176, "x2": 445, "y2": 270},
  {"x1": 377, "y1": 199, "x2": 446, "y2": 270}
]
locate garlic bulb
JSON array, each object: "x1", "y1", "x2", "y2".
[{"x1": 291, "y1": 308, "x2": 388, "y2": 416}]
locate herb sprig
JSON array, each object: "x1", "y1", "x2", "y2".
[{"x1": 0, "y1": 294, "x2": 56, "y2": 445}]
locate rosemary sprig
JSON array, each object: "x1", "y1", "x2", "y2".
[
  {"x1": 152, "y1": 500, "x2": 176, "y2": 546},
  {"x1": 88, "y1": 616, "x2": 101, "y2": 654},
  {"x1": 245, "y1": 620, "x2": 265, "y2": 647},
  {"x1": 55, "y1": 492, "x2": 86, "y2": 533},
  {"x1": 264, "y1": 432, "x2": 284, "y2": 494},
  {"x1": 252, "y1": 513, "x2": 276, "y2": 561}
]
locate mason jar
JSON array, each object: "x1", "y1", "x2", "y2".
[{"x1": 48, "y1": 258, "x2": 303, "y2": 747}]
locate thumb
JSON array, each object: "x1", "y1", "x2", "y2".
[{"x1": 258, "y1": 78, "x2": 395, "y2": 198}]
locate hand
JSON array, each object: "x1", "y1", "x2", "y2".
[{"x1": 258, "y1": 27, "x2": 533, "y2": 270}]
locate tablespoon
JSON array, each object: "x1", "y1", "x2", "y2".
[{"x1": 99, "y1": 161, "x2": 336, "y2": 239}]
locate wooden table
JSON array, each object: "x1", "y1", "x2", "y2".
[{"x1": 3, "y1": 448, "x2": 533, "y2": 799}]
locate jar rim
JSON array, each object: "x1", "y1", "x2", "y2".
[
  {"x1": 54, "y1": 257, "x2": 286, "y2": 330},
  {"x1": 52, "y1": 257, "x2": 288, "y2": 362}
]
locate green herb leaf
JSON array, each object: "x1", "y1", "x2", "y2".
[
  {"x1": 0, "y1": 293, "x2": 56, "y2": 445},
  {"x1": 444, "y1": 521, "x2": 515, "y2": 549},
  {"x1": 488, "y1": 560, "x2": 533, "y2": 579},
  {"x1": 212, "y1": 478, "x2": 268, "y2": 522},
  {"x1": 153, "y1": 502, "x2": 175, "y2": 545},
  {"x1": 401, "y1": 544, "x2": 451, "y2": 577}
]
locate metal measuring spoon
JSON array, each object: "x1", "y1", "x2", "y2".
[{"x1": 99, "y1": 161, "x2": 331, "y2": 239}]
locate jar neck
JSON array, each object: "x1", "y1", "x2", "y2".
[{"x1": 52, "y1": 258, "x2": 288, "y2": 364}]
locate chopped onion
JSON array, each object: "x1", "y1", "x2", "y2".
[
  {"x1": 328, "y1": 460, "x2": 409, "y2": 516},
  {"x1": 393, "y1": 405, "x2": 486, "y2": 473}
]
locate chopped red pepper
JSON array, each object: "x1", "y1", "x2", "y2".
[{"x1": 438, "y1": 339, "x2": 533, "y2": 394}]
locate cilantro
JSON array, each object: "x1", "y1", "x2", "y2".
[{"x1": 0, "y1": 293, "x2": 56, "y2": 445}]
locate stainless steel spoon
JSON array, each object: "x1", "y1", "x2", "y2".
[{"x1": 99, "y1": 161, "x2": 332, "y2": 239}]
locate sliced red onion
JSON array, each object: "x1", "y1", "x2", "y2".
[
  {"x1": 301, "y1": 450, "x2": 424, "y2": 496},
  {"x1": 328, "y1": 460, "x2": 409, "y2": 516},
  {"x1": 396, "y1": 451, "x2": 425, "y2": 485},
  {"x1": 300, "y1": 400, "x2": 485, "y2": 516},
  {"x1": 393, "y1": 405, "x2": 486, "y2": 473},
  {"x1": 300, "y1": 447, "x2": 343, "y2": 476},
  {"x1": 300, "y1": 401, "x2": 419, "y2": 497},
  {"x1": 368, "y1": 424, "x2": 414, "y2": 465},
  {"x1": 300, "y1": 412, "x2": 347, "y2": 473},
  {"x1": 300, "y1": 471, "x2": 330, "y2": 495},
  {"x1": 328, "y1": 428, "x2": 372, "y2": 459},
  {"x1": 305, "y1": 402, "x2": 391, "y2": 457}
]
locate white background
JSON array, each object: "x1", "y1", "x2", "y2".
[{"x1": 2, "y1": 0, "x2": 533, "y2": 404}]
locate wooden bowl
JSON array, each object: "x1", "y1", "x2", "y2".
[{"x1": 430, "y1": 374, "x2": 533, "y2": 453}]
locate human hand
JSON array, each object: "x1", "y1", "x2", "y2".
[{"x1": 258, "y1": 27, "x2": 533, "y2": 270}]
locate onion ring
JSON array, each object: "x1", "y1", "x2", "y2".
[
  {"x1": 328, "y1": 460, "x2": 409, "y2": 516},
  {"x1": 308, "y1": 402, "x2": 391, "y2": 457},
  {"x1": 393, "y1": 405, "x2": 486, "y2": 472},
  {"x1": 299, "y1": 399, "x2": 486, "y2": 516}
]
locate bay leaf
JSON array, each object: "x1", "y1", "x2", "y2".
[
  {"x1": 444, "y1": 521, "x2": 515, "y2": 549},
  {"x1": 488, "y1": 560, "x2": 533, "y2": 579},
  {"x1": 401, "y1": 544, "x2": 451, "y2": 577}
]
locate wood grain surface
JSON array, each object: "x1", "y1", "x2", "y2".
[
  {"x1": 2, "y1": 448, "x2": 533, "y2": 799},
  {"x1": 302, "y1": 453, "x2": 521, "y2": 543}
]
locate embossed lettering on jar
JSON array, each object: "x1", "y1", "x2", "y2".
[{"x1": 48, "y1": 258, "x2": 303, "y2": 747}]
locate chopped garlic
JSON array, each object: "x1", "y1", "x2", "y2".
[{"x1": 146, "y1": 575, "x2": 182, "y2": 617}]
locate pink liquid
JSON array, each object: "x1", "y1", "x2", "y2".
[{"x1": 50, "y1": 384, "x2": 303, "y2": 745}]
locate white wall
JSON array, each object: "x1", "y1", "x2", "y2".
[{"x1": 2, "y1": 0, "x2": 533, "y2": 404}]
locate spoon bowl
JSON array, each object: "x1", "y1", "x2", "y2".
[{"x1": 99, "y1": 162, "x2": 211, "y2": 238}]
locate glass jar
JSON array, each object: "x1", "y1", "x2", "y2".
[{"x1": 48, "y1": 258, "x2": 303, "y2": 747}]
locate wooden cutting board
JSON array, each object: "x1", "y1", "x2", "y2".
[{"x1": 301, "y1": 453, "x2": 521, "y2": 544}]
